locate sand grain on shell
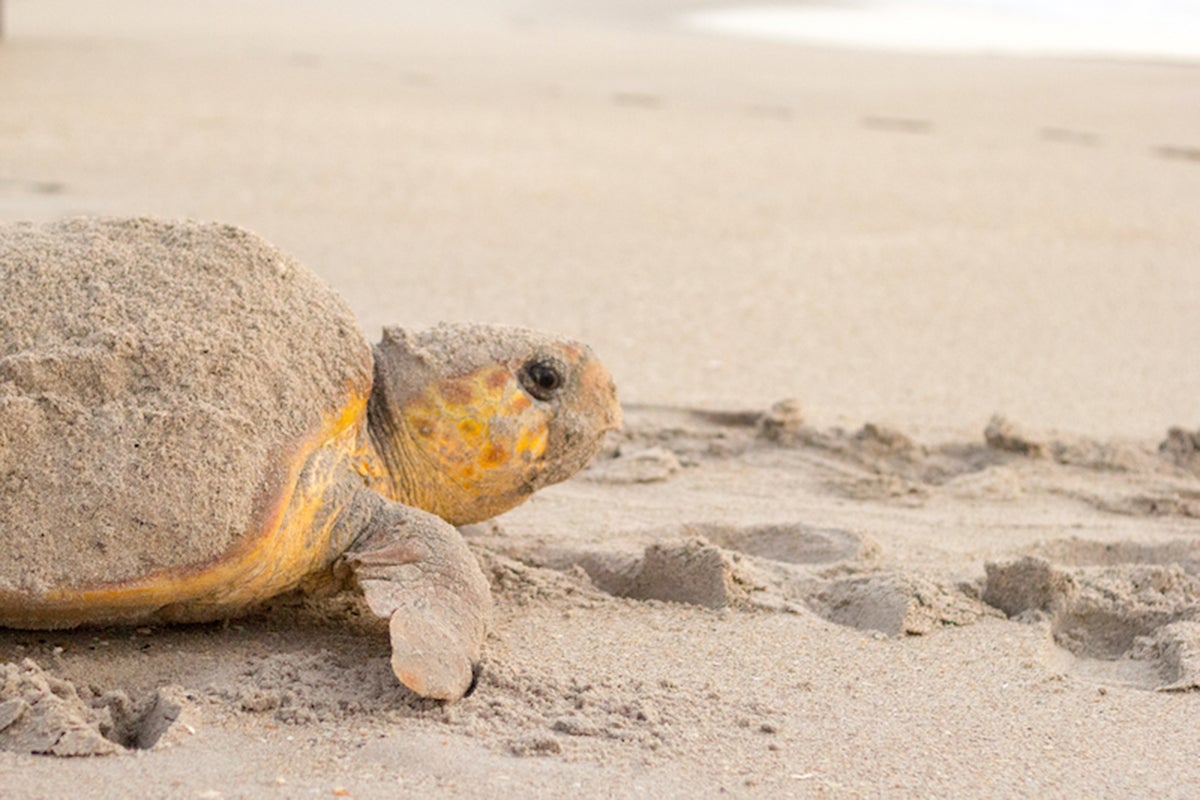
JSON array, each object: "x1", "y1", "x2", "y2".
[{"x1": 0, "y1": 218, "x2": 372, "y2": 594}]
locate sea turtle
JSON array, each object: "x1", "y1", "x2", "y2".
[{"x1": 0, "y1": 217, "x2": 620, "y2": 701}]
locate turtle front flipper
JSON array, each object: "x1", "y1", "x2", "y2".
[{"x1": 342, "y1": 494, "x2": 491, "y2": 701}]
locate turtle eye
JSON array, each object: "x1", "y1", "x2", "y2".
[{"x1": 520, "y1": 358, "x2": 564, "y2": 401}]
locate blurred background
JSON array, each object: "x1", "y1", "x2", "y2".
[{"x1": 1, "y1": 0, "x2": 1197, "y2": 439}]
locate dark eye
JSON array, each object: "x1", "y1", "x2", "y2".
[{"x1": 520, "y1": 358, "x2": 564, "y2": 401}]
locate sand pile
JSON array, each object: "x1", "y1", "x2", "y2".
[{"x1": 0, "y1": 659, "x2": 195, "y2": 756}]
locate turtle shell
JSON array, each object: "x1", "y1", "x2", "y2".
[{"x1": 0, "y1": 218, "x2": 373, "y2": 611}]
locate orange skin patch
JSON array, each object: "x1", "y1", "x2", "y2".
[
  {"x1": 398, "y1": 365, "x2": 549, "y2": 520},
  {"x1": 0, "y1": 392, "x2": 373, "y2": 628}
]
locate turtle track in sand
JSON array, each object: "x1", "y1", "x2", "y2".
[
  {"x1": 985, "y1": 542, "x2": 1200, "y2": 692},
  {"x1": 484, "y1": 403, "x2": 1200, "y2": 692}
]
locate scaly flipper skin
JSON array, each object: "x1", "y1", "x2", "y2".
[{"x1": 341, "y1": 491, "x2": 491, "y2": 701}]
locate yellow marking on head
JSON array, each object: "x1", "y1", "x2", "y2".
[
  {"x1": 515, "y1": 426, "x2": 548, "y2": 458},
  {"x1": 505, "y1": 393, "x2": 532, "y2": 414},
  {"x1": 482, "y1": 442, "x2": 509, "y2": 467},
  {"x1": 397, "y1": 364, "x2": 549, "y2": 512}
]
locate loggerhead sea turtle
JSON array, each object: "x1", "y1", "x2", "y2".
[{"x1": 0, "y1": 217, "x2": 620, "y2": 700}]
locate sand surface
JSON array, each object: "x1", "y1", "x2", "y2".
[{"x1": 2, "y1": 1, "x2": 1200, "y2": 797}]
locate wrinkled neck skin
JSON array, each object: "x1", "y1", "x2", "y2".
[
  {"x1": 362, "y1": 325, "x2": 620, "y2": 527},
  {"x1": 365, "y1": 380, "x2": 441, "y2": 514},
  {"x1": 365, "y1": 375, "x2": 512, "y2": 526}
]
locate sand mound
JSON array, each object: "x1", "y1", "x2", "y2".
[
  {"x1": 0, "y1": 659, "x2": 194, "y2": 756},
  {"x1": 0, "y1": 660, "x2": 120, "y2": 756}
]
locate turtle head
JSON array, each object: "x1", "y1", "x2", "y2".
[{"x1": 368, "y1": 323, "x2": 620, "y2": 525}]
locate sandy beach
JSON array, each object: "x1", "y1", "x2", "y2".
[{"x1": 2, "y1": 0, "x2": 1200, "y2": 797}]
